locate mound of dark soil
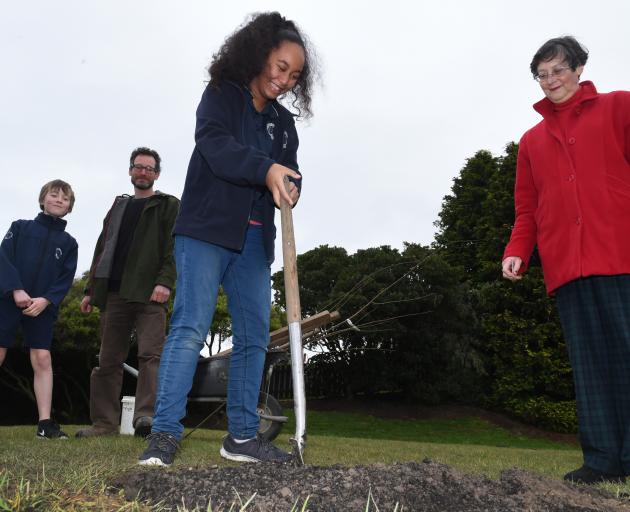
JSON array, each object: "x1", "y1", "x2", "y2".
[{"x1": 113, "y1": 459, "x2": 630, "y2": 511}]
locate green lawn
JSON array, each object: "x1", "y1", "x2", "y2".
[
  {"x1": 295, "y1": 409, "x2": 575, "y2": 449},
  {"x1": 0, "y1": 408, "x2": 606, "y2": 511}
]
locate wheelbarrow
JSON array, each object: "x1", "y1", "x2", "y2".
[
  {"x1": 186, "y1": 347, "x2": 289, "y2": 441},
  {"x1": 123, "y1": 310, "x2": 339, "y2": 441}
]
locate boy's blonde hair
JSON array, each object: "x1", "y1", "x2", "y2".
[{"x1": 39, "y1": 179, "x2": 76, "y2": 214}]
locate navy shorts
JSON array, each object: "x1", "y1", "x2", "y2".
[{"x1": 0, "y1": 299, "x2": 56, "y2": 350}]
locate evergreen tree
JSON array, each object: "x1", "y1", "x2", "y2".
[
  {"x1": 434, "y1": 150, "x2": 498, "y2": 278},
  {"x1": 435, "y1": 143, "x2": 576, "y2": 432}
]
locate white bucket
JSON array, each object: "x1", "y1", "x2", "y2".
[{"x1": 120, "y1": 396, "x2": 135, "y2": 435}]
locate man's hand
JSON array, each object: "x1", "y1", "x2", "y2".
[
  {"x1": 150, "y1": 285, "x2": 171, "y2": 304},
  {"x1": 22, "y1": 297, "x2": 50, "y2": 317},
  {"x1": 80, "y1": 295, "x2": 93, "y2": 314},
  {"x1": 502, "y1": 256, "x2": 524, "y2": 281},
  {"x1": 265, "y1": 163, "x2": 301, "y2": 208},
  {"x1": 13, "y1": 289, "x2": 32, "y2": 308}
]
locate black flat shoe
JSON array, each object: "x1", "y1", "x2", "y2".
[{"x1": 564, "y1": 465, "x2": 626, "y2": 485}]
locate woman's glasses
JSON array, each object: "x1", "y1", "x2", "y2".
[{"x1": 534, "y1": 66, "x2": 571, "y2": 82}]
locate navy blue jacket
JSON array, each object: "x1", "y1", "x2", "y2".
[
  {"x1": 0, "y1": 213, "x2": 78, "y2": 311},
  {"x1": 174, "y1": 81, "x2": 301, "y2": 264}
]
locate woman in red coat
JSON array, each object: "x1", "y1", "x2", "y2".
[{"x1": 502, "y1": 36, "x2": 630, "y2": 485}]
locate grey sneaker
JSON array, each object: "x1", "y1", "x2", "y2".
[
  {"x1": 134, "y1": 416, "x2": 153, "y2": 438},
  {"x1": 36, "y1": 419, "x2": 68, "y2": 440},
  {"x1": 220, "y1": 434, "x2": 292, "y2": 463},
  {"x1": 138, "y1": 432, "x2": 179, "y2": 467}
]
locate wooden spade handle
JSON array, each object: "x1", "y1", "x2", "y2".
[{"x1": 280, "y1": 176, "x2": 302, "y2": 324}]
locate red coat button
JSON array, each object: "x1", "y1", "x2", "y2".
[{"x1": 568, "y1": 137, "x2": 576, "y2": 144}]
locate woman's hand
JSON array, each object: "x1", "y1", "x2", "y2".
[
  {"x1": 502, "y1": 256, "x2": 523, "y2": 281},
  {"x1": 265, "y1": 163, "x2": 301, "y2": 208},
  {"x1": 287, "y1": 180, "x2": 300, "y2": 205},
  {"x1": 22, "y1": 297, "x2": 50, "y2": 317}
]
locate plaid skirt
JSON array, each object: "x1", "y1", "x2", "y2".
[{"x1": 556, "y1": 275, "x2": 630, "y2": 475}]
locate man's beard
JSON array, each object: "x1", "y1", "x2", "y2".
[{"x1": 131, "y1": 177, "x2": 154, "y2": 190}]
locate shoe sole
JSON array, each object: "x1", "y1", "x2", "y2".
[
  {"x1": 219, "y1": 447, "x2": 261, "y2": 463},
  {"x1": 138, "y1": 457, "x2": 171, "y2": 467},
  {"x1": 219, "y1": 447, "x2": 291, "y2": 463},
  {"x1": 36, "y1": 436, "x2": 69, "y2": 440}
]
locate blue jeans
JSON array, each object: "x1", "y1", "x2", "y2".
[{"x1": 152, "y1": 227, "x2": 271, "y2": 440}]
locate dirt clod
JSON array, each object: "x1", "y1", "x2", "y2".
[{"x1": 113, "y1": 460, "x2": 630, "y2": 511}]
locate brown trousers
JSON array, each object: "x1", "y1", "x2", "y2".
[{"x1": 90, "y1": 293, "x2": 166, "y2": 429}]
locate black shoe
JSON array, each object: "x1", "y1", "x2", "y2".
[
  {"x1": 134, "y1": 416, "x2": 153, "y2": 438},
  {"x1": 220, "y1": 434, "x2": 292, "y2": 463},
  {"x1": 564, "y1": 465, "x2": 626, "y2": 485},
  {"x1": 138, "y1": 432, "x2": 178, "y2": 467},
  {"x1": 36, "y1": 419, "x2": 68, "y2": 440}
]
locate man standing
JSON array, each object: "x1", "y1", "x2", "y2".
[{"x1": 77, "y1": 147, "x2": 179, "y2": 438}]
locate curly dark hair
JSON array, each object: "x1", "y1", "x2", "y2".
[
  {"x1": 530, "y1": 36, "x2": 589, "y2": 78},
  {"x1": 208, "y1": 12, "x2": 318, "y2": 118}
]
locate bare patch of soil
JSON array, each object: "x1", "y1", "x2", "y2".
[{"x1": 114, "y1": 459, "x2": 630, "y2": 511}]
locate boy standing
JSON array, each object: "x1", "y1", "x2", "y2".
[{"x1": 0, "y1": 180, "x2": 78, "y2": 439}]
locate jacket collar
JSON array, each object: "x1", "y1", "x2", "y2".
[
  {"x1": 224, "y1": 80, "x2": 292, "y2": 120},
  {"x1": 117, "y1": 191, "x2": 167, "y2": 201},
  {"x1": 242, "y1": 85, "x2": 280, "y2": 119},
  {"x1": 533, "y1": 80, "x2": 599, "y2": 119},
  {"x1": 35, "y1": 212, "x2": 67, "y2": 231}
]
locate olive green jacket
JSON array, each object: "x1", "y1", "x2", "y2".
[{"x1": 85, "y1": 192, "x2": 180, "y2": 310}]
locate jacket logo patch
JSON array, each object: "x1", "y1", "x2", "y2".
[
  {"x1": 266, "y1": 122, "x2": 275, "y2": 140},
  {"x1": 55, "y1": 248, "x2": 63, "y2": 260},
  {"x1": 282, "y1": 131, "x2": 288, "y2": 149},
  {"x1": 3, "y1": 231, "x2": 12, "y2": 240}
]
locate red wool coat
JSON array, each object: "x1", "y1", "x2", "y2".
[{"x1": 504, "y1": 81, "x2": 630, "y2": 294}]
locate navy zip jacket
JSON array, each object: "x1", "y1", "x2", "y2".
[
  {"x1": 0, "y1": 213, "x2": 78, "y2": 311},
  {"x1": 174, "y1": 81, "x2": 301, "y2": 264}
]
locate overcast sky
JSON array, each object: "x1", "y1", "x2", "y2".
[{"x1": 2, "y1": 0, "x2": 629, "y2": 277}]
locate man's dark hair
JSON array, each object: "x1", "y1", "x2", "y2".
[
  {"x1": 530, "y1": 36, "x2": 589, "y2": 78},
  {"x1": 129, "y1": 147, "x2": 161, "y2": 172},
  {"x1": 208, "y1": 11, "x2": 319, "y2": 119},
  {"x1": 39, "y1": 179, "x2": 76, "y2": 213}
]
